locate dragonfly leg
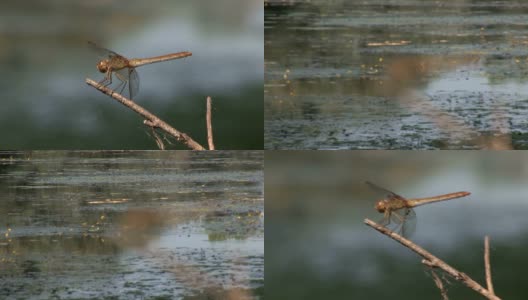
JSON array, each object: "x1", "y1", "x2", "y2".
[
  {"x1": 113, "y1": 80, "x2": 126, "y2": 96},
  {"x1": 100, "y1": 70, "x2": 113, "y2": 87},
  {"x1": 388, "y1": 209, "x2": 416, "y2": 237},
  {"x1": 379, "y1": 211, "x2": 391, "y2": 226}
]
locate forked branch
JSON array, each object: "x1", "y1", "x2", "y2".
[{"x1": 364, "y1": 218, "x2": 500, "y2": 300}]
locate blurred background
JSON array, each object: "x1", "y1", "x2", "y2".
[
  {"x1": 0, "y1": 0, "x2": 263, "y2": 149},
  {"x1": 266, "y1": 151, "x2": 527, "y2": 299}
]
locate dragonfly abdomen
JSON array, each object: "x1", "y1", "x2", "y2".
[{"x1": 407, "y1": 191, "x2": 470, "y2": 207}]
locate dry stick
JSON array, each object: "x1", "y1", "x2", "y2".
[
  {"x1": 484, "y1": 236, "x2": 495, "y2": 295},
  {"x1": 206, "y1": 96, "x2": 215, "y2": 150},
  {"x1": 364, "y1": 219, "x2": 501, "y2": 300},
  {"x1": 86, "y1": 78, "x2": 206, "y2": 150}
]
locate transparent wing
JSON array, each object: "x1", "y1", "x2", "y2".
[
  {"x1": 400, "y1": 208, "x2": 416, "y2": 237},
  {"x1": 88, "y1": 41, "x2": 120, "y2": 58},
  {"x1": 365, "y1": 181, "x2": 406, "y2": 201},
  {"x1": 378, "y1": 212, "x2": 390, "y2": 226},
  {"x1": 389, "y1": 208, "x2": 416, "y2": 238},
  {"x1": 128, "y1": 68, "x2": 140, "y2": 99},
  {"x1": 113, "y1": 67, "x2": 139, "y2": 99}
]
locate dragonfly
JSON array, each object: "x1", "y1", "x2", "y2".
[
  {"x1": 89, "y1": 41, "x2": 192, "y2": 99},
  {"x1": 366, "y1": 181, "x2": 470, "y2": 237}
]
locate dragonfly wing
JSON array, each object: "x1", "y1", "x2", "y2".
[
  {"x1": 382, "y1": 211, "x2": 402, "y2": 233},
  {"x1": 365, "y1": 181, "x2": 406, "y2": 200},
  {"x1": 400, "y1": 208, "x2": 416, "y2": 237},
  {"x1": 128, "y1": 68, "x2": 140, "y2": 99},
  {"x1": 388, "y1": 208, "x2": 416, "y2": 237},
  {"x1": 378, "y1": 211, "x2": 391, "y2": 226},
  {"x1": 88, "y1": 41, "x2": 120, "y2": 58}
]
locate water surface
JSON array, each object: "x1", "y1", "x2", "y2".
[
  {"x1": 0, "y1": 151, "x2": 264, "y2": 299},
  {"x1": 265, "y1": 0, "x2": 528, "y2": 149}
]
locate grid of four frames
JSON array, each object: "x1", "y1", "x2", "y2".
[{"x1": 0, "y1": 1, "x2": 525, "y2": 299}]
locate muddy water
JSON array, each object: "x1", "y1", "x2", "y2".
[
  {"x1": 0, "y1": 151, "x2": 263, "y2": 299},
  {"x1": 265, "y1": 0, "x2": 528, "y2": 149}
]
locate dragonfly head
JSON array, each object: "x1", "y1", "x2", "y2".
[
  {"x1": 375, "y1": 200, "x2": 387, "y2": 213},
  {"x1": 97, "y1": 60, "x2": 109, "y2": 73}
]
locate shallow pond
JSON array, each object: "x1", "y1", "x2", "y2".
[
  {"x1": 265, "y1": 0, "x2": 528, "y2": 149},
  {"x1": 0, "y1": 151, "x2": 263, "y2": 299}
]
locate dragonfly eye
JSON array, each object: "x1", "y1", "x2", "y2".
[
  {"x1": 374, "y1": 201, "x2": 386, "y2": 213},
  {"x1": 97, "y1": 61, "x2": 108, "y2": 73}
]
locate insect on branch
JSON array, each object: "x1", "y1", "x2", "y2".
[
  {"x1": 86, "y1": 78, "x2": 207, "y2": 150},
  {"x1": 364, "y1": 218, "x2": 501, "y2": 300}
]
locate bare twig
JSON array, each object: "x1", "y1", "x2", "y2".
[
  {"x1": 143, "y1": 120, "x2": 156, "y2": 127},
  {"x1": 484, "y1": 236, "x2": 495, "y2": 295},
  {"x1": 86, "y1": 78, "x2": 206, "y2": 150},
  {"x1": 364, "y1": 218, "x2": 501, "y2": 300},
  {"x1": 430, "y1": 269, "x2": 449, "y2": 300},
  {"x1": 206, "y1": 96, "x2": 215, "y2": 150}
]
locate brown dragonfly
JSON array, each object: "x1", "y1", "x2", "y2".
[
  {"x1": 89, "y1": 42, "x2": 192, "y2": 99},
  {"x1": 366, "y1": 181, "x2": 470, "y2": 237}
]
